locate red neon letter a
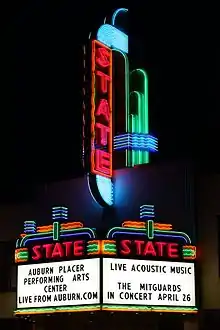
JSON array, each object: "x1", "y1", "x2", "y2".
[
  {"x1": 96, "y1": 123, "x2": 110, "y2": 146},
  {"x1": 96, "y1": 99, "x2": 110, "y2": 123}
]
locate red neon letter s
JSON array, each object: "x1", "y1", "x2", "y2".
[
  {"x1": 120, "y1": 240, "x2": 131, "y2": 255},
  {"x1": 32, "y1": 245, "x2": 42, "y2": 261},
  {"x1": 96, "y1": 47, "x2": 110, "y2": 68}
]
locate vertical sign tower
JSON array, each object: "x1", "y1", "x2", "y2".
[{"x1": 84, "y1": 8, "x2": 158, "y2": 207}]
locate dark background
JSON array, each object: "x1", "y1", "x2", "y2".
[{"x1": 0, "y1": 1, "x2": 217, "y2": 203}]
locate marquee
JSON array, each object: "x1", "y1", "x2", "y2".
[{"x1": 15, "y1": 205, "x2": 197, "y2": 315}]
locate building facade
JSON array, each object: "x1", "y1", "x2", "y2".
[{"x1": 0, "y1": 5, "x2": 210, "y2": 329}]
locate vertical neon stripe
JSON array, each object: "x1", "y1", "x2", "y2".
[
  {"x1": 147, "y1": 220, "x2": 154, "y2": 239},
  {"x1": 53, "y1": 222, "x2": 59, "y2": 241},
  {"x1": 129, "y1": 69, "x2": 149, "y2": 165}
]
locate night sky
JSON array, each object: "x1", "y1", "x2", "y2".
[{"x1": 0, "y1": 1, "x2": 217, "y2": 202}]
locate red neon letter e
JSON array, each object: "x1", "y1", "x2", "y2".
[
  {"x1": 95, "y1": 149, "x2": 111, "y2": 176},
  {"x1": 74, "y1": 240, "x2": 84, "y2": 257},
  {"x1": 168, "y1": 243, "x2": 179, "y2": 258}
]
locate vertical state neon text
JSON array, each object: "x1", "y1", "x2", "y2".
[{"x1": 91, "y1": 40, "x2": 113, "y2": 178}]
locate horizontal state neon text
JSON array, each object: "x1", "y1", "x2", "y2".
[
  {"x1": 119, "y1": 240, "x2": 180, "y2": 259},
  {"x1": 32, "y1": 241, "x2": 85, "y2": 262},
  {"x1": 91, "y1": 40, "x2": 112, "y2": 178}
]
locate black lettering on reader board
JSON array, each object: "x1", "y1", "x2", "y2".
[
  {"x1": 19, "y1": 291, "x2": 99, "y2": 304},
  {"x1": 106, "y1": 283, "x2": 192, "y2": 303},
  {"x1": 110, "y1": 262, "x2": 192, "y2": 274},
  {"x1": 24, "y1": 273, "x2": 89, "y2": 285},
  {"x1": 19, "y1": 263, "x2": 97, "y2": 305},
  {"x1": 27, "y1": 264, "x2": 86, "y2": 276},
  {"x1": 118, "y1": 282, "x2": 181, "y2": 292},
  {"x1": 139, "y1": 283, "x2": 181, "y2": 292},
  {"x1": 24, "y1": 263, "x2": 90, "y2": 285},
  {"x1": 107, "y1": 291, "x2": 191, "y2": 303}
]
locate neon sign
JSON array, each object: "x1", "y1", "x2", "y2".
[
  {"x1": 31, "y1": 240, "x2": 85, "y2": 262},
  {"x1": 119, "y1": 240, "x2": 180, "y2": 259},
  {"x1": 85, "y1": 8, "x2": 158, "y2": 207},
  {"x1": 15, "y1": 206, "x2": 196, "y2": 264},
  {"x1": 91, "y1": 40, "x2": 112, "y2": 178}
]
